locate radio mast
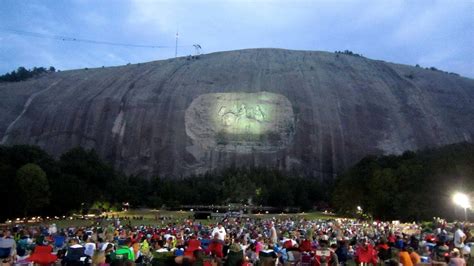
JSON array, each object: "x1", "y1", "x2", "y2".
[{"x1": 174, "y1": 31, "x2": 179, "y2": 58}]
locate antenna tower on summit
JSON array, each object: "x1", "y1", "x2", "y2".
[{"x1": 175, "y1": 31, "x2": 179, "y2": 58}]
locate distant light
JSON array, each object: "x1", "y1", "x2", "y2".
[
  {"x1": 357, "y1": 206, "x2": 362, "y2": 211},
  {"x1": 453, "y1": 192, "x2": 471, "y2": 209}
]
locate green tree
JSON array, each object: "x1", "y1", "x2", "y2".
[{"x1": 16, "y1": 163, "x2": 50, "y2": 215}]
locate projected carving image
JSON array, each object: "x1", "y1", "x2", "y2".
[{"x1": 185, "y1": 92, "x2": 295, "y2": 152}]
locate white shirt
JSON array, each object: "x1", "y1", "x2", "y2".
[
  {"x1": 454, "y1": 228, "x2": 466, "y2": 248},
  {"x1": 84, "y1": 242, "x2": 96, "y2": 257},
  {"x1": 101, "y1": 242, "x2": 114, "y2": 251},
  {"x1": 211, "y1": 226, "x2": 226, "y2": 241}
]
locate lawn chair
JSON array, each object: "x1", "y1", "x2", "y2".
[
  {"x1": 27, "y1": 245, "x2": 58, "y2": 265},
  {"x1": 62, "y1": 246, "x2": 90, "y2": 265},
  {"x1": 286, "y1": 250, "x2": 301, "y2": 266},
  {"x1": 0, "y1": 247, "x2": 12, "y2": 264},
  {"x1": 300, "y1": 251, "x2": 313, "y2": 266}
]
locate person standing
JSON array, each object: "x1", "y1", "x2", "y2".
[
  {"x1": 211, "y1": 223, "x2": 227, "y2": 242},
  {"x1": 454, "y1": 223, "x2": 466, "y2": 253},
  {"x1": 84, "y1": 237, "x2": 96, "y2": 257},
  {"x1": 268, "y1": 222, "x2": 278, "y2": 245}
]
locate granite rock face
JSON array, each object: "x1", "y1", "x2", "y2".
[{"x1": 1, "y1": 49, "x2": 473, "y2": 178}]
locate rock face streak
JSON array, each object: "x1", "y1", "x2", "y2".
[{"x1": 1, "y1": 49, "x2": 473, "y2": 178}]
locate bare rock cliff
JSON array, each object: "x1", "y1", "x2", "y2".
[{"x1": 1, "y1": 49, "x2": 473, "y2": 178}]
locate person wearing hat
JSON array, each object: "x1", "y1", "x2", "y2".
[
  {"x1": 448, "y1": 248, "x2": 466, "y2": 266},
  {"x1": 225, "y1": 242, "x2": 244, "y2": 266}
]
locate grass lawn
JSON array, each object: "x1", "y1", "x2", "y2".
[{"x1": 15, "y1": 209, "x2": 343, "y2": 228}]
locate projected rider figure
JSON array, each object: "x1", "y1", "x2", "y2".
[{"x1": 218, "y1": 104, "x2": 265, "y2": 134}]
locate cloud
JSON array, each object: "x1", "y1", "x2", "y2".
[{"x1": 0, "y1": 0, "x2": 472, "y2": 77}]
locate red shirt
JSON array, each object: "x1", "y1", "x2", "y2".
[
  {"x1": 206, "y1": 241, "x2": 224, "y2": 258},
  {"x1": 356, "y1": 244, "x2": 378, "y2": 264}
]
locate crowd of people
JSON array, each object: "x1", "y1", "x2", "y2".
[{"x1": 0, "y1": 214, "x2": 472, "y2": 265}]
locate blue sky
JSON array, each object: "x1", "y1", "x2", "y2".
[{"x1": 1, "y1": 0, "x2": 473, "y2": 78}]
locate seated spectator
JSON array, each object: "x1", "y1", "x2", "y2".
[
  {"x1": 184, "y1": 235, "x2": 201, "y2": 258},
  {"x1": 314, "y1": 240, "x2": 338, "y2": 266},
  {"x1": 399, "y1": 246, "x2": 414, "y2": 266},
  {"x1": 448, "y1": 248, "x2": 466, "y2": 266},
  {"x1": 110, "y1": 238, "x2": 135, "y2": 264},
  {"x1": 153, "y1": 240, "x2": 169, "y2": 253},
  {"x1": 377, "y1": 238, "x2": 392, "y2": 263},
  {"x1": 299, "y1": 238, "x2": 312, "y2": 252},
  {"x1": 0, "y1": 230, "x2": 16, "y2": 264},
  {"x1": 355, "y1": 238, "x2": 377, "y2": 265},
  {"x1": 91, "y1": 250, "x2": 108, "y2": 266},
  {"x1": 407, "y1": 247, "x2": 421, "y2": 265},
  {"x1": 62, "y1": 238, "x2": 87, "y2": 265},
  {"x1": 432, "y1": 240, "x2": 450, "y2": 263},
  {"x1": 103, "y1": 244, "x2": 115, "y2": 264}
]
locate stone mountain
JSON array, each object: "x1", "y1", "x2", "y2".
[{"x1": 1, "y1": 48, "x2": 473, "y2": 178}]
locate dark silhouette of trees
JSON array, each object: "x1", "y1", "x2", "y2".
[
  {"x1": 333, "y1": 142, "x2": 474, "y2": 221},
  {"x1": 0, "y1": 66, "x2": 56, "y2": 82},
  {"x1": 1, "y1": 142, "x2": 473, "y2": 221},
  {"x1": 16, "y1": 163, "x2": 50, "y2": 216}
]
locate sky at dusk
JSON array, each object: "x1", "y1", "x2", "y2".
[{"x1": 1, "y1": 0, "x2": 473, "y2": 78}]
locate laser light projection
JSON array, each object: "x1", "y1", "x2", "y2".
[{"x1": 185, "y1": 92, "x2": 295, "y2": 153}]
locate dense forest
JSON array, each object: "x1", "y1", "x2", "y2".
[
  {"x1": 0, "y1": 142, "x2": 473, "y2": 221},
  {"x1": 333, "y1": 142, "x2": 474, "y2": 221},
  {"x1": 0, "y1": 145, "x2": 331, "y2": 220}
]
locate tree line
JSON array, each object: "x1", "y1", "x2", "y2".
[
  {"x1": 0, "y1": 142, "x2": 473, "y2": 221},
  {"x1": 333, "y1": 142, "x2": 474, "y2": 221},
  {"x1": 0, "y1": 66, "x2": 56, "y2": 83},
  {"x1": 0, "y1": 145, "x2": 331, "y2": 220}
]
